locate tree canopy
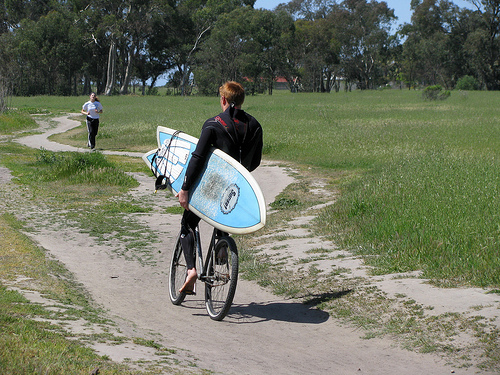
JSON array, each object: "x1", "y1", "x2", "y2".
[{"x1": 0, "y1": 0, "x2": 499, "y2": 96}]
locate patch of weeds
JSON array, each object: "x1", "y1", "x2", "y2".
[
  {"x1": 239, "y1": 250, "x2": 273, "y2": 284},
  {"x1": 164, "y1": 206, "x2": 184, "y2": 215},
  {"x1": 27, "y1": 149, "x2": 138, "y2": 189},
  {"x1": 305, "y1": 247, "x2": 333, "y2": 254},
  {"x1": 0, "y1": 111, "x2": 39, "y2": 134},
  {"x1": 271, "y1": 244, "x2": 288, "y2": 250},
  {"x1": 133, "y1": 338, "x2": 163, "y2": 350},
  {"x1": 304, "y1": 289, "x2": 353, "y2": 306},
  {"x1": 327, "y1": 267, "x2": 351, "y2": 277},
  {"x1": 100, "y1": 200, "x2": 151, "y2": 214},
  {"x1": 271, "y1": 234, "x2": 295, "y2": 241},
  {"x1": 270, "y1": 197, "x2": 301, "y2": 210},
  {"x1": 296, "y1": 255, "x2": 327, "y2": 264},
  {"x1": 65, "y1": 199, "x2": 158, "y2": 265}
]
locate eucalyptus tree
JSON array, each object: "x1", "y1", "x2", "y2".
[
  {"x1": 294, "y1": 16, "x2": 340, "y2": 92},
  {"x1": 400, "y1": 0, "x2": 489, "y2": 88},
  {"x1": 400, "y1": 0, "x2": 460, "y2": 87},
  {"x1": 78, "y1": 0, "x2": 124, "y2": 95},
  {"x1": 281, "y1": 0, "x2": 395, "y2": 91},
  {"x1": 241, "y1": 8, "x2": 295, "y2": 94},
  {"x1": 118, "y1": 0, "x2": 158, "y2": 94},
  {"x1": 0, "y1": 0, "x2": 87, "y2": 95},
  {"x1": 333, "y1": 0, "x2": 396, "y2": 89},
  {"x1": 446, "y1": 7, "x2": 483, "y2": 85},
  {"x1": 173, "y1": 0, "x2": 255, "y2": 95},
  {"x1": 139, "y1": 0, "x2": 180, "y2": 92},
  {"x1": 78, "y1": 0, "x2": 164, "y2": 95},
  {"x1": 280, "y1": 0, "x2": 336, "y2": 21},
  {"x1": 5, "y1": 8, "x2": 85, "y2": 95},
  {"x1": 194, "y1": 6, "x2": 295, "y2": 95},
  {"x1": 280, "y1": 0, "x2": 342, "y2": 91},
  {"x1": 467, "y1": 0, "x2": 500, "y2": 89},
  {"x1": 1, "y1": 0, "x2": 53, "y2": 25},
  {"x1": 193, "y1": 9, "x2": 245, "y2": 94}
]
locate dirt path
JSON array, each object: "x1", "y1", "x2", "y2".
[{"x1": 4, "y1": 114, "x2": 498, "y2": 374}]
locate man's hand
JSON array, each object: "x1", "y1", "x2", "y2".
[{"x1": 176, "y1": 189, "x2": 189, "y2": 210}]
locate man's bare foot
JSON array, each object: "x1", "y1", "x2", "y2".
[{"x1": 179, "y1": 268, "x2": 197, "y2": 294}]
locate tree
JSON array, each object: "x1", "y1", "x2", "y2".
[
  {"x1": 242, "y1": 8, "x2": 296, "y2": 94},
  {"x1": 467, "y1": 0, "x2": 500, "y2": 89},
  {"x1": 173, "y1": 0, "x2": 254, "y2": 96},
  {"x1": 294, "y1": 17, "x2": 339, "y2": 92},
  {"x1": 333, "y1": 0, "x2": 396, "y2": 89},
  {"x1": 401, "y1": 0, "x2": 464, "y2": 88},
  {"x1": 6, "y1": 9, "x2": 86, "y2": 95},
  {"x1": 194, "y1": 7, "x2": 295, "y2": 95},
  {"x1": 79, "y1": 0, "x2": 158, "y2": 95}
]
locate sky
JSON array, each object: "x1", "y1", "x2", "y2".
[{"x1": 253, "y1": 0, "x2": 475, "y2": 27}]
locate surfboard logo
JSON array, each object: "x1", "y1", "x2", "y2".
[{"x1": 220, "y1": 183, "x2": 240, "y2": 214}]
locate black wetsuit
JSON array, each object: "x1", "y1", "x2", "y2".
[{"x1": 180, "y1": 105, "x2": 263, "y2": 269}]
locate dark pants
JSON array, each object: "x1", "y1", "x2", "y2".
[
  {"x1": 86, "y1": 117, "x2": 99, "y2": 149},
  {"x1": 181, "y1": 210, "x2": 201, "y2": 270}
]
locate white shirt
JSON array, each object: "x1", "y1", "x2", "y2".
[{"x1": 83, "y1": 100, "x2": 103, "y2": 119}]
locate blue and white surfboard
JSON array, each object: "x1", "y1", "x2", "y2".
[{"x1": 143, "y1": 126, "x2": 266, "y2": 234}]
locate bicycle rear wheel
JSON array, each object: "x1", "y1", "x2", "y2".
[
  {"x1": 169, "y1": 232, "x2": 187, "y2": 305},
  {"x1": 205, "y1": 236, "x2": 238, "y2": 321}
]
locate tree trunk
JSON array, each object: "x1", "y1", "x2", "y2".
[
  {"x1": 104, "y1": 40, "x2": 117, "y2": 95},
  {"x1": 120, "y1": 42, "x2": 136, "y2": 95}
]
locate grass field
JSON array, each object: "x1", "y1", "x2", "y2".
[
  {"x1": 2, "y1": 88, "x2": 500, "y2": 373},
  {"x1": 9, "y1": 89, "x2": 500, "y2": 289}
]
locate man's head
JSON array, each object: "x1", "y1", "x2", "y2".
[{"x1": 219, "y1": 81, "x2": 245, "y2": 108}]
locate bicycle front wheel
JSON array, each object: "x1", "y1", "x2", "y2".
[
  {"x1": 205, "y1": 236, "x2": 238, "y2": 321},
  {"x1": 169, "y1": 232, "x2": 187, "y2": 305}
]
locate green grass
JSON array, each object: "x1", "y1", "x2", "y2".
[
  {"x1": 0, "y1": 145, "x2": 182, "y2": 372},
  {"x1": 8, "y1": 90, "x2": 500, "y2": 288},
  {"x1": 3, "y1": 89, "x2": 500, "y2": 372},
  {"x1": 0, "y1": 214, "x2": 145, "y2": 374},
  {"x1": 0, "y1": 111, "x2": 39, "y2": 134},
  {"x1": 33, "y1": 148, "x2": 139, "y2": 186},
  {"x1": 319, "y1": 150, "x2": 500, "y2": 287},
  {"x1": 6, "y1": 90, "x2": 500, "y2": 287}
]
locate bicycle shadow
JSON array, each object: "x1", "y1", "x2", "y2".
[{"x1": 227, "y1": 289, "x2": 352, "y2": 324}]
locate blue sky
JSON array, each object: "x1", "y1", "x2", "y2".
[{"x1": 253, "y1": 0, "x2": 475, "y2": 27}]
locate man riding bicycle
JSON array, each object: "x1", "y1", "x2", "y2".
[{"x1": 176, "y1": 81, "x2": 263, "y2": 294}]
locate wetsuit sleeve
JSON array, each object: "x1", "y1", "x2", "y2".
[
  {"x1": 240, "y1": 117, "x2": 263, "y2": 172},
  {"x1": 247, "y1": 125, "x2": 263, "y2": 172},
  {"x1": 181, "y1": 125, "x2": 216, "y2": 191}
]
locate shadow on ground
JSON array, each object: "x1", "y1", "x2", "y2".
[{"x1": 225, "y1": 290, "x2": 353, "y2": 324}]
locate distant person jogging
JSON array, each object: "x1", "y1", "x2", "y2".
[
  {"x1": 81, "y1": 92, "x2": 103, "y2": 150},
  {"x1": 176, "y1": 81, "x2": 263, "y2": 294}
]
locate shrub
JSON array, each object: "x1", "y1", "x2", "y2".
[
  {"x1": 422, "y1": 85, "x2": 451, "y2": 101},
  {"x1": 456, "y1": 75, "x2": 480, "y2": 91}
]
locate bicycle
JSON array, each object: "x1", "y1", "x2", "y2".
[{"x1": 168, "y1": 225, "x2": 239, "y2": 321}]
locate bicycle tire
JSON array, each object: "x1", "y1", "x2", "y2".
[
  {"x1": 169, "y1": 232, "x2": 187, "y2": 305},
  {"x1": 205, "y1": 236, "x2": 238, "y2": 321}
]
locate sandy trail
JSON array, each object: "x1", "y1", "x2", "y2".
[{"x1": 3, "y1": 114, "x2": 498, "y2": 374}]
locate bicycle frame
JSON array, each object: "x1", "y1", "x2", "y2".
[
  {"x1": 169, "y1": 224, "x2": 238, "y2": 320},
  {"x1": 194, "y1": 227, "x2": 227, "y2": 282}
]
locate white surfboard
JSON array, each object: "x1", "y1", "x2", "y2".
[{"x1": 143, "y1": 126, "x2": 266, "y2": 234}]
